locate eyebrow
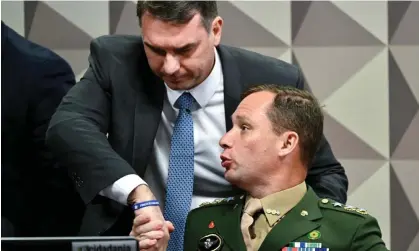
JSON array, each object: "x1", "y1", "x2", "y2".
[
  {"x1": 144, "y1": 41, "x2": 197, "y2": 53},
  {"x1": 144, "y1": 42, "x2": 161, "y2": 51},
  {"x1": 232, "y1": 114, "x2": 251, "y2": 124}
]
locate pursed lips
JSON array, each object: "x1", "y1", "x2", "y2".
[{"x1": 220, "y1": 155, "x2": 232, "y2": 168}]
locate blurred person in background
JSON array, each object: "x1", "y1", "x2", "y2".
[{"x1": 1, "y1": 21, "x2": 84, "y2": 237}]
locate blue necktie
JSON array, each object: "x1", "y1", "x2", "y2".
[{"x1": 164, "y1": 92, "x2": 195, "y2": 251}]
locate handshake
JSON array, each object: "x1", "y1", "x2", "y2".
[{"x1": 128, "y1": 185, "x2": 175, "y2": 251}]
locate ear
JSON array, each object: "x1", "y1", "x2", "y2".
[
  {"x1": 277, "y1": 131, "x2": 299, "y2": 157},
  {"x1": 211, "y1": 16, "x2": 223, "y2": 46}
]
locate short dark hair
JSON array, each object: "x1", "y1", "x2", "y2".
[
  {"x1": 136, "y1": 1, "x2": 218, "y2": 32},
  {"x1": 242, "y1": 84, "x2": 324, "y2": 166}
]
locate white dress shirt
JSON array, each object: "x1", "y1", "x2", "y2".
[{"x1": 100, "y1": 49, "x2": 233, "y2": 211}]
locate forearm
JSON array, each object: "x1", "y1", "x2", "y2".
[
  {"x1": 127, "y1": 183, "x2": 160, "y2": 205},
  {"x1": 47, "y1": 114, "x2": 136, "y2": 204},
  {"x1": 46, "y1": 72, "x2": 137, "y2": 204}
]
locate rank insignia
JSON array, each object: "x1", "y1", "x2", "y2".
[
  {"x1": 356, "y1": 208, "x2": 368, "y2": 215},
  {"x1": 344, "y1": 205, "x2": 357, "y2": 211}
]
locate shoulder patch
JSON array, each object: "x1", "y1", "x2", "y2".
[
  {"x1": 198, "y1": 196, "x2": 237, "y2": 208},
  {"x1": 318, "y1": 198, "x2": 369, "y2": 217},
  {"x1": 195, "y1": 195, "x2": 242, "y2": 211}
]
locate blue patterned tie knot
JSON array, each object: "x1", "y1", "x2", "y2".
[
  {"x1": 176, "y1": 92, "x2": 194, "y2": 110},
  {"x1": 164, "y1": 92, "x2": 195, "y2": 251}
]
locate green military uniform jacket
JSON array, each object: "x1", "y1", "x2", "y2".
[{"x1": 183, "y1": 186, "x2": 389, "y2": 251}]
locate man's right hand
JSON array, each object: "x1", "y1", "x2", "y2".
[{"x1": 128, "y1": 185, "x2": 173, "y2": 250}]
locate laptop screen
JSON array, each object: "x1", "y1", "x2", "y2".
[{"x1": 1, "y1": 236, "x2": 139, "y2": 251}]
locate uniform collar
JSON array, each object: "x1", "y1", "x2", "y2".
[{"x1": 245, "y1": 181, "x2": 307, "y2": 227}]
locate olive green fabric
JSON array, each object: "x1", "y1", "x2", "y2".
[{"x1": 183, "y1": 187, "x2": 389, "y2": 251}]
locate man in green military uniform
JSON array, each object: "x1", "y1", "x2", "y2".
[{"x1": 183, "y1": 85, "x2": 389, "y2": 251}]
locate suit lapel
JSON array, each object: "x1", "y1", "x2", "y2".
[
  {"x1": 258, "y1": 187, "x2": 323, "y2": 251},
  {"x1": 217, "y1": 45, "x2": 242, "y2": 131},
  {"x1": 131, "y1": 51, "x2": 165, "y2": 176},
  {"x1": 213, "y1": 196, "x2": 247, "y2": 251}
]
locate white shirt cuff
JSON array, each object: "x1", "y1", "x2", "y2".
[{"x1": 99, "y1": 174, "x2": 146, "y2": 205}]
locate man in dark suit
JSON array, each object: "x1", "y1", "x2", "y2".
[
  {"x1": 45, "y1": 1, "x2": 348, "y2": 250},
  {"x1": 181, "y1": 85, "x2": 388, "y2": 251},
  {"x1": 1, "y1": 21, "x2": 84, "y2": 237}
]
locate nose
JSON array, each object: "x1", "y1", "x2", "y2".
[
  {"x1": 162, "y1": 53, "x2": 180, "y2": 75},
  {"x1": 219, "y1": 130, "x2": 233, "y2": 149}
]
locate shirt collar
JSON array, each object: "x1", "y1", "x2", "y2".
[
  {"x1": 165, "y1": 47, "x2": 222, "y2": 109},
  {"x1": 255, "y1": 181, "x2": 307, "y2": 227}
]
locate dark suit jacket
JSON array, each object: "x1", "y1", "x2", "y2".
[
  {"x1": 184, "y1": 187, "x2": 388, "y2": 251},
  {"x1": 46, "y1": 35, "x2": 348, "y2": 236},
  {"x1": 1, "y1": 22, "x2": 84, "y2": 237}
]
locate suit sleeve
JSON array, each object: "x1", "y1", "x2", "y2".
[
  {"x1": 46, "y1": 38, "x2": 137, "y2": 205},
  {"x1": 295, "y1": 68, "x2": 349, "y2": 203},
  {"x1": 350, "y1": 216, "x2": 390, "y2": 251}
]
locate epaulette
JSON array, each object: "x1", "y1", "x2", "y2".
[
  {"x1": 197, "y1": 195, "x2": 240, "y2": 209},
  {"x1": 318, "y1": 198, "x2": 369, "y2": 217}
]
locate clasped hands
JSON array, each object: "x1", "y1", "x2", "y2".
[{"x1": 129, "y1": 185, "x2": 174, "y2": 251}]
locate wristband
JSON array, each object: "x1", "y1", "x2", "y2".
[{"x1": 131, "y1": 200, "x2": 159, "y2": 211}]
